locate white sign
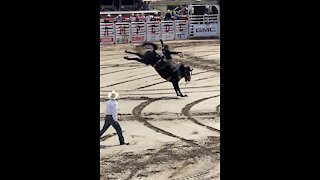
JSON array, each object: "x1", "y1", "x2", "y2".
[
  {"x1": 146, "y1": 21, "x2": 161, "y2": 42},
  {"x1": 175, "y1": 20, "x2": 188, "y2": 39},
  {"x1": 193, "y1": 23, "x2": 218, "y2": 37},
  {"x1": 131, "y1": 22, "x2": 146, "y2": 43},
  {"x1": 161, "y1": 21, "x2": 175, "y2": 41},
  {"x1": 115, "y1": 23, "x2": 130, "y2": 44},
  {"x1": 100, "y1": 23, "x2": 115, "y2": 44}
]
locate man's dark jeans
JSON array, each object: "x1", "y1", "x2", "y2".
[{"x1": 100, "y1": 115, "x2": 124, "y2": 144}]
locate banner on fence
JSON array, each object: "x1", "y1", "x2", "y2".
[
  {"x1": 130, "y1": 22, "x2": 146, "y2": 43},
  {"x1": 146, "y1": 21, "x2": 161, "y2": 42},
  {"x1": 115, "y1": 23, "x2": 130, "y2": 44},
  {"x1": 175, "y1": 20, "x2": 189, "y2": 39},
  {"x1": 161, "y1": 21, "x2": 175, "y2": 41},
  {"x1": 100, "y1": 23, "x2": 115, "y2": 44},
  {"x1": 193, "y1": 23, "x2": 218, "y2": 37}
]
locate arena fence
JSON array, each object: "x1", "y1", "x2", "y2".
[{"x1": 100, "y1": 15, "x2": 219, "y2": 45}]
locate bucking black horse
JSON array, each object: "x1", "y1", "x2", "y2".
[{"x1": 124, "y1": 40, "x2": 193, "y2": 97}]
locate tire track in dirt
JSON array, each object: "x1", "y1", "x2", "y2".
[
  {"x1": 100, "y1": 67, "x2": 143, "y2": 75},
  {"x1": 101, "y1": 85, "x2": 219, "y2": 92},
  {"x1": 100, "y1": 64, "x2": 143, "y2": 68},
  {"x1": 121, "y1": 72, "x2": 152, "y2": 80},
  {"x1": 122, "y1": 144, "x2": 176, "y2": 180},
  {"x1": 122, "y1": 140, "x2": 219, "y2": 180},
  {"x1": 100, "y1": 90, "x2": 220, "y2": 98},
  {"x1": 100, "y1": 96, "x2": 179, "y2": 102},
  {"x1": 182, "y1": 96, "x2": 220, "y2": 132},
  {"x1": 101, "y1": 68, "x2": 212, "y2": 90},
  {"x1": 100, "y1": 133, "x2": 118, "y2": 142},
  {"x1": 179, "y1": 54, "x2": 220, "y2": 72},
  {"x1": 171, "y1": 169, "x2": 214, "y2": 180},
  {"x1": 100, "y1": 74, "x2": 159, "y2": 88},
  {"x1": 195, "y1": 76, "x2": 219, "y2": 82},
  {"x1": 132, "y1": 98, "x2": 211, "y2": 152}
]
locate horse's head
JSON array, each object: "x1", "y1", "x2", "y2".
[{"x1": 183, "y1": 65, "x2": 193, "y2": 82}]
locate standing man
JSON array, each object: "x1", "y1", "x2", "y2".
[{"x1": 100, "y1": 90, "x2": 129, "y2": 145}]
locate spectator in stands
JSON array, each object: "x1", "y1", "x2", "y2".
[
  {"x1": 181, "y1": 7, "x2": 187, "y2": 15},
  {"x1": 130, "y1": 13, "x2": 136, "y2": 22},
  {"x1": 171, "y1": 10, "x2": 176, "y2": 17},
  {"x1": 140, "y1": 13, "x2": 146, "y2": 22},
  {"x1": 115, "y1": 14, "x2": 122, "y2": 22},
  {"x1": 148, "y1": 1, "x2": 152, "y2": 10},
  {"x1": 165, "y1": 10, "x2": 172, "y2": 20},
  {"x1": 143, "y1": 1, "x2": 148, "y2": 10},
  {"x1": 135, "y1": 13, "x2": 140, "y2": 22},
  {"x1": 146, "y1": 14, "x2": 151, "y2": 23},
  {"x1": 133, "y1": 2, "x2": 139, "y2": 10},
  {"x1": 174, "y1": 12, "x2": 180, "y2": 20},
  {"x1": 105, "y1": 14, "x2": 112, "y2": 23}
]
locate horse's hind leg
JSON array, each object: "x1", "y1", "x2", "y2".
[
  {"x1": 123, "y1": 57, "x2": 147, "y2": 65},
  {"x1": 124, "y1": 50, "x2": 143, "y2": 58},
  {"x1": 123, "y1": 57, "x2": 141, "y2": 61}
]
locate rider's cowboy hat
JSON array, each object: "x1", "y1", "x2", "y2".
[{"x1": 108, "y1": 90, "x2": 119, "y2": 100}]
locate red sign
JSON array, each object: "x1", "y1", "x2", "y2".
[
  {"x1": 151, "y1": 24, "x2": 156, "y2": 34},
  {"x1": 101, "y1": 38, "x2": 113, "y2": 42},
  {"x1": 165, "y1": 25, "x2": 170, "y2": 32},
  {"x1": 136, "y1": 26, "x2": 140, "y2": 34},
  {"x1": 119, "y1": 26, "x2": 126, "y2": 35},
  {"x1": 132, "y1": 36, "x2": 144, "y2": 41}
]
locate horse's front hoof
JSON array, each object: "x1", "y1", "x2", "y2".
[
  {"x1": 181, "y1": 94, "x2": 188, "y2": 97},
  {"x1": 125, "y1": 50, "x2": 128, "y2": 53},
  {"x1": 124, "y1": 56, "x2": 128, "y2": 59}
]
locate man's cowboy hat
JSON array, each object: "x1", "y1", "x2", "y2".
[{"x1": 108, "y1": 90, "x2": 119, "y2": 100}]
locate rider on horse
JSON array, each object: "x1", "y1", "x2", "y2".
[{"x1": 162, "y1": 44, "x2": 183, "y2": 73}]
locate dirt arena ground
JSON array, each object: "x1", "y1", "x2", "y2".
[{"x1": 100, "y1": 39, "x2": 220, "y2": 180}]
